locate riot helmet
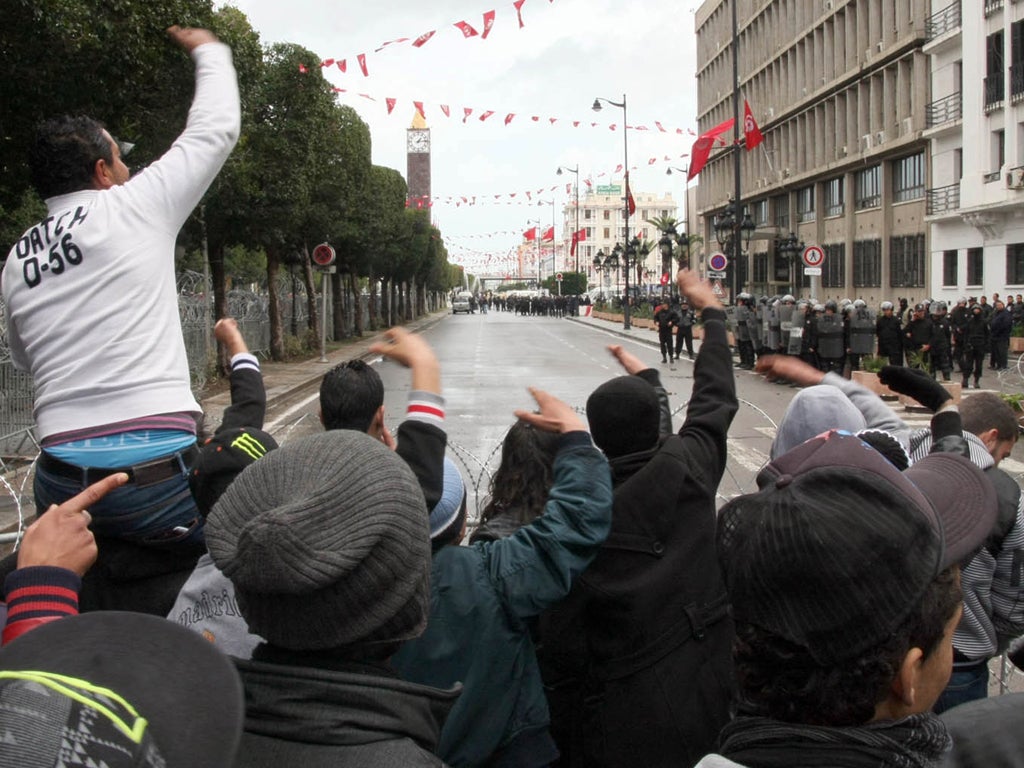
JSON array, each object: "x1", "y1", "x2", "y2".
[
  {"x1": 880, "y1": 301, "x2": 894, "y2": 311},
  {"x1": 853, "y1": 299, "x2": 867, "y2": 309},
  {"x1": 825, "y1": 300, "x2": 838, "y2": 312}
]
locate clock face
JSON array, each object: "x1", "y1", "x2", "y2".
[{"x1": 407, "y1": 130, "x2": 430, "y2": 153}]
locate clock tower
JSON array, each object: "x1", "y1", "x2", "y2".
[{"x1": 406, "y1": 112, "x2": 431, "y2": 209}]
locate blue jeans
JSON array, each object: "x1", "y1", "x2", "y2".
[
  {"x1": 34, "y1": 451, "x2": 204, "y2": 547},
  {"x1": 933, "y1": 661, "x2": 988, "y2": 714}
]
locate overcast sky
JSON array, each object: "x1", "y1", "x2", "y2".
[{"x1": 222, "y1": 0, "x2": 703, "y2": 272}]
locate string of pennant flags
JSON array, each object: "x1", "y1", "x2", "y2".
[{"x1": 299, "y1": 0, "x2": 552, "y2": 80}]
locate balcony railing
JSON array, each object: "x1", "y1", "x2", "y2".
[
  {"x1": 985, "y1": 0, "x2": 1004, "y2": 16},
  {"x1": 926, "y1": 92, "x2": 962, "y2": 127},
  {"x1": 1013, "y1": 64, "x2": 1024, "y2": 103},
  {"x1": 926, "y1": 184, "x2": 960, "y2": 215},
  {"x1": 985, "y1": 72, "x2": 1005, "y2": 111},
  {"x1": 926, "y1": 0, "x2": 961, "y2": 40}
]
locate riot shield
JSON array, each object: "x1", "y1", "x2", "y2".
[
  {"x1": 750, "y1": 305, "x2": 764, "y2": 349},
  {"x1": 788, "y1": 310, "x2": 807, "y2": 354},
  {"x1": 848, "y1": 309, "x2": 876, "y2": 355},
  {"x1": 765, "y1": 304, "x2": 781, "y2": 350},
  {"x1": 816, "y1": 313, "x2": 845, "y2": 358},
  {"x1": 779, "y1": 304, "x2": 795, "y2": 350},
  {"x1": 735, "y1": 304, "x2": 751, "y2": 342}
]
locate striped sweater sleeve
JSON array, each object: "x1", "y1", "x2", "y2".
[{"x1": 3, "y1": 566, "x2": 81, "y2": 645}]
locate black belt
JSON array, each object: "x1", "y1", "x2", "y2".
[
  {"x1": 39, "y1": 444, "x2": 200, "y2": 488},
  {"x1": 952, "y1": 649, "x2": 987, "y2": 667}
]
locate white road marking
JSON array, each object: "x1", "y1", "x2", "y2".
[{"x1": 727, "y1": 439, "x2": 770, "y2": 473}]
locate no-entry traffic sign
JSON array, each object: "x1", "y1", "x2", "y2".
[{"x1": 802, "y1": 245, "x2": 825, "y2": 269}]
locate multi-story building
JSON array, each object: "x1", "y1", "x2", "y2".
[
  {"x1": 926, "y1": 0, "x2": 1024, "y2": 306},
  {"x1": 559, "y1": 183, "x2": 678, "y2": 288},
  {"x1": 695, "y1": 0, "x2": 930, "y2": 305}
]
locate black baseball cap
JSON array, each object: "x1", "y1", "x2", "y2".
[{"x1": 0, "y1": 612, "x2": 244, "y2": 766}]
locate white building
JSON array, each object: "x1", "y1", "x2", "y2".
[{"x1": 926, "y1": 0, "x2": 1024, "y2": 304}]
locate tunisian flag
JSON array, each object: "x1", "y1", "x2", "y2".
[
  {"x1": 687, "y1": 118, "x2": 735, "y2": 181},
  {"x1": 743, "y1": 100, "x2": 764, "y2": 150},
  {"x1": 570, "y1": 228, "x2": 587, "y2": 256},
  {"x1": 524, "y1": 227, "x2": 538, "y2": 241},
  {"x1": 625, "y1": 172, "x2": 636, "y2": 216},
  {"x1": 541, "y1": 226, "x2": 555, "y2": 242}
]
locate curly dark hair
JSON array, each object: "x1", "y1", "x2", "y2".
[
  {"x1": 733, "y1": 566, "x2": 962, "y2": 726},
  {"x1": 30, "y1": 116, "x2": 113, "y2": 198},
  {"x1": 478, "y1": 421, "x2": 561, "y2": 529}
]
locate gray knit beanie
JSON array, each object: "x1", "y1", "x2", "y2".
[{"x1": 206, "y1": 431, "x2": 430, "y2": 652}]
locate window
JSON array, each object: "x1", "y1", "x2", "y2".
[
  {"x1": 751, "y1": 199, "x2": 768, "y2": 226},
  {"x1": 825, "y1": 177, "x2": 844, "y2": 217},
  {"x1": 986, "y1": 31, "x2": 1005, "y2": 109},
  {"x1": 942, "y1": 250, "x2": 958, "y2": 286},
  {"x1": 855, "y1": 166, "x2": 881, "y2": 209},
  {"x1": 890, "y1": 235, "x2": 926, "y2": 288},
  {"x1": 753, "y1": 252, "x2": 769, "y2": 283},
  {"x1": 1012, "y1": 21, "x2": 1024, "y2": 99},
  {"x1": 892, "y1": 153, "x2": 925, "y2": 202},
  {"x1": 852, "y1": 240, "x2": 882, "y2": 287},
  {"x1": 1007, "y1": 243, "x2": 1024, "y2": 283},
  {"x1": 661, "y1": 209, "x2": 670, "y2": 218},
  {"x1": 772, "y1": 194, "x2": 789, "y2": 229},
  {"x1": 584, "y1": 209, "x2": 593, "y2": 220},
  {"x1": 773, "y1": 253, "x2": 791, "y2": 282},
  {"x1": 797, "y1": 186, "x2": 815, "y2": 222},
  {"x1": 586, "y1": 227, "x2": 594, "y2": 239},
  {"x1": 967, "y1": 247, "x2": 984, "y2": 285},
  {"x1": 822, "y1": 243, "x2": 845, "y2": 288},
  {"x1": 993, "y1": 130, "x2": 1006, "y2": 174},
  {"x1": 603, "y1": 210, "x2": 611, "y2": 220},
  {"x1": 603, "y1": 227, "x2": 610, "y2": 239}
]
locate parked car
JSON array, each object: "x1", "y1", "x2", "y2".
[{"x1": 452, "y1": 292, "x2": 474, "y2": 314}]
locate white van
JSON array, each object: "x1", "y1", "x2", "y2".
[{"x1": 452, "y1": 292, "x2": 474, "y2": 314}]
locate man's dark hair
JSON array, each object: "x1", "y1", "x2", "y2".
[
  {"x1": 319, "y1": 359, "x2": 384, "y2": 432},
  {"x1": 732, "y1": 566, "x2": 961, "y2": 727},
  {"x1": 960, "y1": 392, "x2": 1019, "y2": 444},
  {"x1": 30, "y1": 116, "x2": 112, "y2": 198}
]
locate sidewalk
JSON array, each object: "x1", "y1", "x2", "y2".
[
  {"x1": 200, "y1": 312, "x2": 448, "y2": 427},
  {"x1": 564, "y1": 312, "x2": 708, "y2": 357}
]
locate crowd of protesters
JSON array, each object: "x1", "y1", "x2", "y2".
[
  {"x1": 731, "y1": 292, "x2": 1024, "y2": 389},
  {"x1": 1, "y1": 24, "x2": 1023, "y2": 768}
]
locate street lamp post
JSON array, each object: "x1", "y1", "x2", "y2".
[
  {"x1": 776, "y1": 231, "x2": 805, "y2": 296},
  {"x1": 527, "y1": 218, "x2": 541, "y2": 290},
  {"x1": 593, "y1": 94, "x2": 630, "y2": 329},
  {"x1": 557, "y1": 165, "x2": 580, "y2": 275},
  {"x1": 609, "y1": 244, "x2": 623, "y2": 303},
  {"x1": 713, "y1": 202, "x2": 755, "y2": 296}
]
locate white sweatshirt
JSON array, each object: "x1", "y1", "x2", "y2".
[{"x1": 2, "y1": 43, "x2": 240, "y2": 440}]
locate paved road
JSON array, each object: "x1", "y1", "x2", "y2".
[{"x1": 261, "y1": 309, "x2": 992, "y2": 520}]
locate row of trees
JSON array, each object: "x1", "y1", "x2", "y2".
[{"x1": 0, "y1": 0, "x2": 463, "y2": 360}]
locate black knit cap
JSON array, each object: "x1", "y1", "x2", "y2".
[
  {"x1": 189, "y1": 427, "x2": 279, "y2": 516},
  {"x1": 586, "y1": 375, "x2": 660, "y2": 458},
  {"x1": 717, "y1": 430, "x2": 997, "y2": 665},
  {"x1": 206, "y1": 431, "x2": 430, "y2": 652}
]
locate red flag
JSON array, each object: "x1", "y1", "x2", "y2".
[
  {"x1": 298, "y1": 63, "x2": 308, "y2": 73},
  {"x1": 412, "y1": 30, "x2": 436, "y2": 47},
  {"x1": 336, "y1": 59, "x2": 347, "y2": 72},
  {"x1": 542, "y1": 226, "x2": 555, "y2": 241},
  {"x1": 479, "y1": 110, "x2": 495, "y2": 121},
  {"x1": 463, "y1": 107, "x2": 473, "y2": 123},
  {"x1": 504, "y1": 113, "x2": 515, "y2": 125},
  {"x1": 414, "y1": 101, "x2": 426, "y2": 120},
  {"x1": 482, "y1": 10, "x2": 496, "y2": 38},
  {"x1": 626, "y1": 173, "x2": 636, "y2": 216},
  {"x1": 583, "y1": 179, "x2": 592, "y2": 188},
  {"x1": 524, "y1": 227, "x2": 537, "y2": 241},
  {"x1": 386, "y1": 98, "x2": 397, "y2": 114},
  {"x1": 576, "y1": 228, "x2": 587, "y2": 241},
  {"x1": 357, "y1": 54, "x2": 368, "y2": 76},
  {"x1": 655, "y1": 121, "x2": 666, "y2": 132},
  {"x1": 514, "y1": 0, "x2": 526, "y2": 27},
  {"x1": 614, "y1": 164, "x2": 623, "y2": 174},
  {"x1": 566, "y1": 183, "x2": 571, "y2": 194},
  {"x1": 743, "y1": 100, "x2": 764, "y2": 150},
  {"x1": 454, "y1": 20, "x2": 479, "y2": 37},
  {"x1": 687, "y1": 118, "x2": 735, "y2": 181},
  {"x1": 440, "y1": 104, "x2": 450, "y2": 117},
  {"x1": 322, "y1": 58, "x2": 334, "y2": 67}
]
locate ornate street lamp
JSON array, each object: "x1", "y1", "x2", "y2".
[
  {"x1": 608, "y1": 243, "x2": 622, "y2": 302},
  {"x1": 594, "y1": 94, "x2": 631, "y2": 329},
  {"x1": 775, "y1": 231, "x2": 805, "y2": 295},
  {"x1": 713, "y1": 202, "x2": 755, "y2": 293}
]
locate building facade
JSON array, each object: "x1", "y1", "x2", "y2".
[
  {"x1": 927, "y1": 0, "x2": 1024, "y2": 306},
  {"x1": 695, "y1": 0, "x2": 930, "y2": 305},
  {"x1": 561, "y1": 184, "x2": 678, "y2": 289}
]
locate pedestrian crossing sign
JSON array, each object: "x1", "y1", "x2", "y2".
[{"x1": 712, "y1": 280, "x2": 724, "y2": 297}]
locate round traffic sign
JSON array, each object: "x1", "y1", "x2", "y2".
[
  {"x1": 312, "y1": 243, "x2": 336, "y2": 267},
  {"x1": 556, "y1": 272, "x2": 563, "y2": 281},
  {"x1": 802, "y1": 245, "x2": 825, "y2": 268},
  {"x1": 709, "y1": 252, "x2": 728, "y2": 271}
]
